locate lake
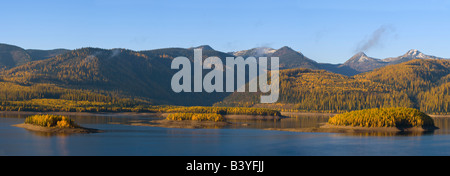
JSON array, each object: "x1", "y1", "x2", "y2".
[{"x1": 1, "y1": 112, "x2": 450, "y2": 156}]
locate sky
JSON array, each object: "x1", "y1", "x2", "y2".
[{"x1": 1, "y1": 0, "x2": 449, "y2": 64}]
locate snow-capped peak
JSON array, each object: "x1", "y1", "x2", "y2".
[
  {"x1": 355, "y1": 52, "x2": 367, "y2": 57},
  {"x1": 348, "y1": 52, "x2": 376, "y2": 63},
  {"x1": 233, "y1": 47, "x2": 276, "y2": 57},
  {"x1": 405, "y1": 49, "x2": 424, "y2": 57},
  {"x1": 384, "y1": 49, "x2": 444, "y2": 63}
]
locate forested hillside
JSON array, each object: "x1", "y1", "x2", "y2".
[
  {"x1": 0, "y1": 43, "x2": 448, "y2": 114},
  {"x1": 0, "y1": 43, "x2": 70, "y2": 70},
  {"x1": 216, "y1": 59, "x2": 450, "y2": 114},
  {"x1": 0, "y1": 47, "x2": 232, "y2": 106},
  {"x1": 0, "y1": 44, "x2": 32, "y2": 70}
]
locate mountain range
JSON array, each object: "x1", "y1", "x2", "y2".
[
  {"x1": 0, "y1": 44, "x2": 237, "y2": 106},
  {"x1": 0, "y1": 43, "x2": 448, "y2": 114},
  {"x1": 340, "y1": 49, "x2": 447, "y2": 72},
  {"x1": 0, "y1": 43, "x2": 69, "y2": 70},
  {"x1": 2, "y1": 43, "x2": 447, "y2": 76},
  {"x1": 216, "y1": 59, "x2": 450, "y2": 114},
  {"x1": 230, "y1": 46, "x2": 448, "y2": 75}
]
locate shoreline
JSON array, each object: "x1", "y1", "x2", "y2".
[
  {"x1": 281, "y1": 111, "x2": 450, "y2": 118},
  {"x1": 429, "y1": 114, "x2": 450, "y2": 118},
  {"x1": 158, "y1": 113, "x2": 284, "y2": 120},
  {"x1": 12, "y1": 123, "x2": 102, "y2": 134},
  {"x1": 265, "y1": 124, "x2": 438, "y2": 134},
  {"x1": 281, "y1": 112, "x2": 338, "y2": 117},
  {"x1": 0, "y1": 111, "x2": 162, "y2": 117},
  {"x1": 0, "y1": 110, "x2": 449, "y2": 118},
  {"x1": 3, "y1": 111, "x2": 444, "y2": 133},
  {"x1": 129, "y1": 119, "x2": 231, "y2": 129}
]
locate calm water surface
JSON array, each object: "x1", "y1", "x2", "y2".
[{"x1": 1, "y1": 112, "x2": 450, "y2": 156}]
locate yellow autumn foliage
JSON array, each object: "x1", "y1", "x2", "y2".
[
  {"x1": 25, "y1": 114, "x2": 79, "y2": 128},
  {"x1": 328, "y1": 107, "x2": 435, "y2": 128},
  {"x1": 166, "y1": 113, "x2": 224, "y2": 122}
]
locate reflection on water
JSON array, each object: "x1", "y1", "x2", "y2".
[
  {"x1": 2, "y1": 112, "x2": 450, "y2": 156},
  {"x1": 227, "y1": 113, "x2": 440, "y2": 137},
  {"x1": 0, "y1": 113, "x2": 29, "y2": 119},
  {"x1": 0, "y1": 112, "x2": 162, "y2": 126},
  {"x1": 337, "y1": 130, "x2": 437, "y2": 137},
  {"x1": 432, "y1": 117, "x2": 450, "y2": 135},
  {"x1": 227, "y1": 116, "x2": 330, "y2": 129},
  {"x1": 2, "y1": 112, "x2": 450, "y2": 137},
  {"x1": 228, "y1": 114, "x2": 448, "y2": 137},
  {"x1": 25, "y1": 130, "x2": 72, "y2": 137}
]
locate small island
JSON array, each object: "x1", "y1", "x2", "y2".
[
  {"x1": 13, "y1": 114, "x2": 101, "y2": 134},
  {"x1": 267, "y1": 107, "x2": 439, "y2": 133},
  {"x1": 131, "y1": 113, "x2": 231, "y2": 129},
  {"x1": 129, "y1": 107, "x2": 283, "y2": 129}
]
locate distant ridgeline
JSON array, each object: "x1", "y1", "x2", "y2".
[
  {"x1": 0, "y1": 46, "x2": 234, "y2": 106},
  {"x1": 216, "y1": 59, "x2": 450, "y2": 114},
  {"x1": 0, "y1": 43, "x2": 449, "y2": 114}
]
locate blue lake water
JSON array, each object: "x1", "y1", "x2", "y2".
[{"x1": 1, "y1": 113, "x2": 450, "y2": 156}]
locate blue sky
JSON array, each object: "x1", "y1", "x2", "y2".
[{"x1": 1, "y1": 0, "x2": 449, "y2": 64}]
